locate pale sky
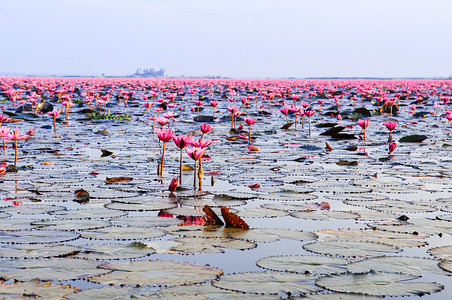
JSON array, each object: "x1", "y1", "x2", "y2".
[{"x1": 1, "y1": 0, "x2": 451, "y2": 78}]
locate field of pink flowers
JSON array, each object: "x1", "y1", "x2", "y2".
[{"x1": 0, "y1": 77, "x2": 451, "y2": 298}]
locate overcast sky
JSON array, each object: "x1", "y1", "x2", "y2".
[{"x1": 1, "y1": 0, "x2": 451, "y2": 78}]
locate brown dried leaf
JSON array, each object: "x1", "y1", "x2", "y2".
[
  {"x1": 105, "y1": 177, "x2": 133, "y2": 184},
  {"x1": 221, "y1": 206, "x2": 249, "y2": 229},
  {"x1": 203, "y1": 205, "x2": 224, "y2": 226}
]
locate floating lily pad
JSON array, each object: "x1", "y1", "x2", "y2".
[
  {"x1": 428, "y1": 246, "x2": 452, "y2": 261},
  {"x1": 0, "y1": 259, "x2": 110, "y2": 281},
  {"x1": 50, "y1": 208, "x2": 127, "y2": 219},
  {"x1": 314, "y1": 229, "x2": 427, "y2": 248},
  {"x1": 399, "y1": 135, "x2": 428, "y2": 143},
  {"x1": 257, "y1": 255, "x2": 348, "y2": 275},
  {"x1": 170, "y1": 237, "x2": 256, "y2": 254},
  {"x1": 111, "y1": 216, "x2": 183, "y2": 227},
  {"x1": 74, "y1": 243, "x2": 156, "y2": 260},
  {"x1": 315, "y1": 271, "x2": 444, "y2": 297},
  {"x1": 65, "y1": 286, "x2": 146, "y2": 300},
  {"x1": 370, "y1": 219, "x2": 452, "y2": 235},
  {"x1": 212, "y1": 271, "x2": 322, "y2": 296},
  {"x1": 105, "y1": 201, "x2": 177, "y2": 211},
  {"x1": 0, "y1": 244, "x2": 80, "y2": 259},
  {"x1": 164, "y1": 207, "x2": 205, "y2": 217},
  {"x1": 237, "y1": 207, "x2": 289, "y2": 218},
  {"x1": 303, "y1": 241, "x2": 400, "y2": 257},
  {"x1": 0, "y1": 219, "x2": 33, "y2": 231},
  {"x1": 291, "y1": 211, "x2": 360, "y2": 221},
  {"x1": 156, "y1": 283, "x2": 278, "y2": 299},
  {"x1": 167, "y1": 226, "x2": 280, "y2": 243},
  {"x1": 0, "y1": 280, "x2": 77, "y2": 299},
  {"x1": 81, "y1": 227, "x2": 165, "y2": 240},
  {"x1": 347, "y1": 256, "x2": 447, "y2": 276},
  {"x1": 0, "y1": 230, "x2": 80, "y2": 244},
  {"x1": 260, "y1": 228, "x2": 317, "y2": 241},
  {"x1": 439, "y1": 260, "x2": 452, "y2": 273},
  {"x1": 31, "y1": 219, "x2": 111, "y2": 231},
  {"x1": 89, "y1": 260, "x2": 223, "y2": 287},
  {"x1": 0, "y1": 204, "x2": 66, "y2": 215}
]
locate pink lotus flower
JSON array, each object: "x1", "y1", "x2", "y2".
[
  {"x1": 186, "y1": 147, "x2": 206, "y2": 188},
  {"x1": 190, "y1": 138, "x2": 213, "y2": 148},
  {"x1": 200, "y1": 123, "x2": 213, "y2": 135},
  {"x1": 243, "y1": 117, "x2": 257, "y2": 146},
  {"x1": 384, "y1": 121, "x2": 398, "y2": 132},
  {"x1": 47, "y1": 110, "x2": 61, "y2": 136},
  {"x1": 357, "y1": 119, "x2": 370, "y2": 140},
  {"x1": 0, "y1": 126, "x2": 10, "y2": 152},
  {"x1": 6, "y1": 127, "x2": 28, "y2": 169},
  {"x1": 156, "y1": 128, "x2": 174, "y2": 175},
  {"x1": 156, "y1": 128, "x2": 174, "y2": 143},
  {"x1": 169, "y1": 178, "x2": 179, "y2": 194},
  {"x1": 173, "y1": 134, "x2": 193, "y2": 183},
  {"x1": 0, "y1": 115, "x2": 12, "y2": 125},
  {"x1": 389, "y1": 142, "x2": 396, "y2": 155}
]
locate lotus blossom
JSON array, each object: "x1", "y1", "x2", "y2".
[
  {"x1": 173, "y1": 134, "x2": 193, "y2": 184},
  {"x1": 280, "y1": 107, "x2": 290, "y2": 124},
  {"x1": 243, "y1": 117, "x2": 257, "y2": 146},
  {"x1": 305, "y1": 110, "x2": 316, "y2": 135},
  {"x1": 200, "y1": 123, "x2": 213, "y2": 138},
  {"x1": 0, "y1": 126, "x2": 10, "y2": 152},
  {"x1": 156, "y1": 128, "x2": 174, "y2": 175},
  {"x1": 186, "y1": 147, "x2": 206, "y2": 188},
  {"x1": 168, "y1": 178, "x2": 178, "y2": 195},
  {"x1": 384, "y1": 121, "x2": 398, "y2": 142},
  {"x1": 47, "y1": 110, "x2": 61, "y2": 136},
  {"x1": 0, "y1": 115, "x2": 11, "y2": 126},
  {"x1": 209, "y1": 100, "x2": 219, "y2": 120},
  {"x1": 5, "y1": 127, "x2": 28, "y2": 169},
  {"x1": 357, "y1": 119, "x2": 370, "y2": 140},
  {"x1": 389, "y1": 142, "x2": 396, "y2": 155}
]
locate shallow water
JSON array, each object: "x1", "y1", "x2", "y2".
[{"x1": 0, "y1": 78, "x2": 451, "y2": 298}]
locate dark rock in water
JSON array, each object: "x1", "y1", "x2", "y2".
[
  {"x1": 36, "y1": 102, "x2": 54, "y2": 113},
  {"x1": 281, "y1": 123, "x2": 293, "y2": 130},
  {"x1": 399, "y1": 135, "x2": 428, "y2": 143},
  {"x1": 2, "y1": 111, "x2": 17, "y2": 117},
  {"x1": 79, "y1": 108, "x2": 97, "y2": 114},
  {"x1": 41, "y1": 125, "x2": 52, "y2": 130},
  {"x1": 101, "y1": 149, "x2": 114, "y2": 157},
  {"x1": 398, "y1": 215, "x2": 409, "y2": 221},
  {"x1": 414, "y1": 111, "x2": 429, "y2": 117},
  {"x1": 194, "y1": 116, "x2": 213, "y2": 122},
  {"x1": 352, "y1": 107, "x2": 372, "y2": 117},
  {"x1": 331, "y1": 134, "x2": 356, "y2": 140},
  {"x1": 320, "y1": 126, "x2": 345, "y2": 136},
  {"x1": 15, "y1": 104, "x2": 33, "y2": 113},
  {"x1": 316, "y1": 122, "x2": 337, "y2": 128},
  {"x1": 300, "y1": 145, "x2": 323, "y2": 151}
]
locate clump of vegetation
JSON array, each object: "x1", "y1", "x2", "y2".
[{"x1": 87, "y1": 112, "x2": 131, "y2": 120}]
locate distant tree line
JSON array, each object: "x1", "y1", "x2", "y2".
[{"x1": 133, "y1": 67, "x2": 166, "y2": 78}]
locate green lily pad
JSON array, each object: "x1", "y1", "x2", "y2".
[
  {"x1": 0, "y1": 258, "x2": 110, "y2": 281},
  {"x1": 0, "y1": 230, "x2": 80, "y2": 244},
  {"x1": 65, "y1": 286, "x2": 146, "y2": 300},
  {"x1": 428, "y1": 246, "x2": 452, "y2": 261},
  {"x1": 399, "y1": 135, "x2": 428, "y2": 143},
  {"x1": 0, "y1": 244, "x2": 80, "y2": 259},
  {"x1": 170, "y1": 237, "x2": 256, "y2": 254},
  {"x1": 303, "y1": 241, "x2": 400, "y2": 257},
  {"x1": 316, "y1": 271, "x2": 444, "y2": 297},
  {"x1": 74, "y1": 243, "x2": 156, "y2": 260},
  {"x1": 257, "y1": 255, "x2": 348, "y2": 275},
  {"x1": 81, "y1": 227, "x2": 165, "y2": 240},
  {"x1": 31, "y1": 219, "x2": 112, "y2": 231},
  {"x1": 212, "y1": 271, "x2": 323, "y2": 296},
  {"x1": 50, "y1": 208, "x2": 127, "y2": 219},
  {"x1": 346, "y1": 256, "x2": 447, "y2": 276},
  {"x1": 0, "y1": 279, "x2": 77, "y2": 299},
  {"x1": 89, "y1": 260, "x2": 223, "y2": 287},
  {"x1": 111, "y1": 216, "x2": 183, "y2": 227},
  {"x1": 105, "y1": 201, "x2": 177, "y2": 211}
]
